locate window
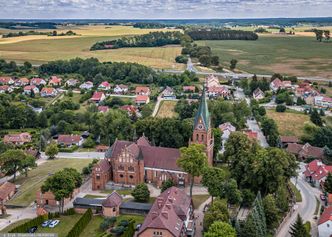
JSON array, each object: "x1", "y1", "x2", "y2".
[
  {"x1": 196, "y1": 134, "x2": 199, "y2": 142},
  {"x1": 119, "y1": 174, "x2": 124, "y2": 178},
  {"x1": 129, "y1": 175, "x2": 134, "y2": 179},
  {"x1": 118, "y1": 165, "x2": 124, "y2": 171},
  {"x1": 153, "y1": 231, "x2": 162, "y2": 236},
  {"x1": 96, "y1": 175, "x2": 100, "y2": 180},
  {"x1": 128, "y1": 166, "x2": 134, "y2": 172},
  {"x1": 201, "y1": 134, "x2": 204, "y2": 142}
]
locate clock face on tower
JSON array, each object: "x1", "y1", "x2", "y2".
[{"x1": 197, "y1": 124, "x2": 204, "y2": 130}]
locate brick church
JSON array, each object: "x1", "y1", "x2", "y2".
[{"x1": 92, "y1": 87, "x2": 214, "y2": 190}]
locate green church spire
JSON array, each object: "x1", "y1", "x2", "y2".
[{"x1": 194, "y1": 86, "x2": 210, "y2": 131}]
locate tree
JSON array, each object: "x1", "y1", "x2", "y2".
[
  {"x1": 314, "y1": 29, "x2": 324, "y2": 42},
  {"x1": 263, "y1": 194, "x2": 279, "y2": 229},
  {"x1": 161, "y1": 179, "x2": 175, "y2": 193},
  {"x1": 177, "y1": 144, "x2": 207, "y2": 197},
  {"x1": 212, "y1": 128, "x2": 221, "y2": 158},
  {"x1": 205, "y1": 221, "x2": 236, "y2": 237},
  {"x1": 310, "y1": 108, "x2": 323, "y2": 126},
  {"x1": 230, "y1": 59, "x2": 238, "y2": 70},
  {"x1": 220, "y1": 178, "x2": 242, "y2": 205},
  {"x1": 41, "y1": 168, "x2": 82, "y2": 213},
  {"x1": 131, "y1": 183, "x2": 150, "y2": 202},
  {"x1": 203, "y1": 199, "x2": 229, "y2": 231},
  {"x1": 202, "y1": 167, "x2": 226, "y2": 203},
  {"x1": 324, "y1": 173, "x2": 332, "y2": 193},
  {"x1": 211, "y1": 56, "x2": 220, "y2": 66},
  {"x1": 0, "y1": 149, "x2": 36, "y2": 180},
  {"x1": 199, "y1": 55, "x2": 211, "y2": 67},
  {"x1": 289, "y1": 214, "x2": 310, "y2": 237},
  {"x1": 276, "y1": 104, "x2": 286, "y2": 112},
  {"x1": 45, "y1": 143, "x2": 59, "y2": 159}
]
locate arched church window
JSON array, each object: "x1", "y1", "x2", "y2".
[
  {"x1": 128, "y1": 166, "x2": 135, "y2": 172},
  {"x1": 118, "y1": 165, "x2": 124, "y2": 171}
]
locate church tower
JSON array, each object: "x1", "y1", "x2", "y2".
[{"x1": 190, "y1": 86, "x2": 214, "y2": 166}]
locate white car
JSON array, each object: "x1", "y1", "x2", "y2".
[
  {"x1": 41, "y1": 220, "x2": 52, "y2": 227},
  {"x1": 48, "y1": 220, "x2": 60, "y2": 228}
]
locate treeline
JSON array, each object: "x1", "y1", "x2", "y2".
[
  {"x1": 0, "y1": 22, "x2": 57, "y2": 30},
  {"x1": 181, "y1": 44, "x2": 219, "y2": 67},
  {"x1": 2, "y1": 31, "x2": 49, "y2": 38},
  {"x1": 313, "y1": 29, "x2": 330, "y2": 42},
  {"x1": 186, "y1": 29, "x2": 258, "y2": 40},
  {"x1": 133, "y1": 22, "x2": 170, "y2": 29},
  {"x1": 0, "y1": 59, "x2": 33, "y2": 74},
  {"x1": 90, "y1": 31, "x2": 190, "y2": 50}
]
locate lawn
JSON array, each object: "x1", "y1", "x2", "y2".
[
  {"x1": 0, "y1": 219, "x2": 31, "y2": 233},
  {"x1": 197, "y1": 35, "x2": 332, "y2": 78},
  {"x1": 192, "y1": 194, "x2": 210, "y2": 209},
  {"x1": 36, "y1": 214, "x2": 82, "y2": 237},
  {"x1": 289, "y1": 182, "x2": 302, "y2": 202},
  {"x1": 101, "y1": 189, "x2": 133, "y2": 196},
  {"x1": 7, "y1": 159, "x2": 92, "y2": 207},
  {"x1": 266, "y1": 109, "x2": 312, "y2": 138},
  {"x1": 0, "y1": 25, "x2": 184, "y2": 70},
  {"x1": 156, "y1": 100, "x2": 178, "y2": 118},
  {"x1": 79, "y1": 215, "x2": 104, "y2": 237}
]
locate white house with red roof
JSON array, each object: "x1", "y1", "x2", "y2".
[
  {"x1": 0, "y1": 77, "x2": 15, "y2": 85},
  {"x1": 315, "y1": 96, "x2": 332, "y2": 109},
  {"x1": 303, "y1": 160, "x2": 332, "y2": 187},
  {"x1": 30, "y1": 78, "x2": 46, "y2": 86},
  {"x1": 3, "y1": 133, "x2": 32, "y2": 145},
  {"x1": 90, "y1": 92, "x2": 106, "y2": 103},
  {"x1": 205, "y1": 75, "x2": 230, "y2": 98},
  {"x1": 79, "y1": 81, "x2": 94, "y2": 90},
  {"x1": 253, "y1": 88, "x2": 265, "y2": 100},
  {"x1": 98, "y1": 81, "x2": 111, "y2": 91},
  {"x1": 135, "y1": 86, "x2": 150, "y2": 96},
  {"x1": 318, "y1": 206, "x2": 332, "y2": 237},
  {"x1": 0, "y1": 85, "x2": 13, "y2": 94},
  {"x1": 23, "y1": 85, "x2": 39, "y2": 95},
  {"x1": 15, "y1": 77, "x2": 30, "y2": 86},
  {"x1": 57, "y1": 134, "x2": 83, "y2": 147},
  {"x1": 98, "y1": 106, "x2": 109, "y2": 113},
  {"x1": 48, "y1": 76, "x2": 62, "y2": 87},
  {"x1": 113, "y1": 84, "x2": 128, "y2": 94},
  {"x1": 41, "y1": 87, "x2": 58, "y2": 97},
  {"x1": 135, "y1": 95, "x2": 150, "y2": 105},
  {"x1": 270, "y1": 79, "x2": 283, "y2": 92}
]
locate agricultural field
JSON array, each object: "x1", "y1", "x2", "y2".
[
  {"x1": 197, "y1": 35, "x2": 332, "y2": 78},
  {"x1": 7, "y1": 159, "x2": 92, "y2": 207},
  {"x1": 0, "y1": 25, "x2": 184, "y2": 69},
  {"x1": 266, "y1": 109, "x2": 313, "y2": 138},
  {"x1": 156, "y1": 100, "x2": 178, "y2": 118}
]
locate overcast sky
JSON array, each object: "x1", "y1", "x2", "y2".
[{"x1": 0, "y1": 0, "x2": 331, "y2": 19}]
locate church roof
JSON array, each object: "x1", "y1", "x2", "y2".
[{"x1": 194, "y1": 86, "x2": 210, "y2": 131}]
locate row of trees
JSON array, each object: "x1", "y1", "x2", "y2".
[
  {"x1": 314, "y1": 29, "x2": 330, "y2": 42},
  {"x1": 186, "y1": 29, "x2": 258, "y2": 41},
  {"x1": 180, "y1": 43, "x2": 220, "y2": 67},
  {"x1": 0, "y1": 59, "x2": 32, "y2": 74},
  {"x1": 90, "y1": 31, "x2": 190, "y2": 50}
]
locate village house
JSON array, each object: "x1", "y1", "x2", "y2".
[
  {"x1": 36, "y1": 188, "x2": 79, "y2": 207},
  {"x1": 48, "y1": 76, "x2": 62, "y2": 87},
  {"x1": 113, "y1": 84, "x2": 128, "y2": 94},
  {"x1": 252, "y1": 88, "x2": 265, "y2": 100},
  {"x1": 23, "y1": 85, "x2": 39, "y2": 95},
  {"x1": 96, "y1": 145, "x2": 109, "y2": 152},
  {"x1": 135, "y1": 86, "x2": 150, "y2": 96},
  {"x1": 0, "y1": 77, "x2": 15, "y2": 85},
  {"x1": 205, "y1": 75, "x2": 230, "y2": 98},
  {"x1": 162, "y1": 86, "x2": 176, "y2": 99},
  {"x1": 98, "y1": 81, "x2": 111, "y2": 91},
  {"x1": 0, "y1": 85, "x2": 13, "y2": 94},
  {"x1": 65, "y1": 79, "x2": 79, "y2": 87},
  {"x1": 90, "y1": 91, "x2": 106, "y2": 104},
  {"x1": 41, "y1": 87, "x2": 57, "y2": 97},
  {"x1": 57, "y1": 134, "x2": 83, "y2": 147},
  {"x1": 98, "y1": 106, "x2": 109, "y2": 113},
  {"x1": 0, "y1": 182, "x2": 16, "y2": 203},
  {"x1": 30, "y1": 78, "x2": 47, "y2": 86},
  {"x1": 137, "y1": 187, "x2": 195, "y2": 237},
  {"x1": 244, "y1": 130, "x2": 258, "y2": 140},
  {"x1": 120, "y1": 105, "x2": 141, "y2": 117},
  {"x1": 315, "y1": 96, "x2": 332, "y2": 109},
  {"x1": 92, "y1": 88, "x2": 214, "y2": 190},
  {"x1": 295, "y1": 82, "x2": 318, "y2": 98},
  {"x1": 219, "y1": 122, "x2": 236, "y2": 141},
  {"x1": 270, "y1": 79, "x2": 283, "y2": 92},
  {"x1": 79, "y1": 81, "x2": 94, "y2": 90},
  {"x1": 318, "y1": 206, "x2": 332, "y2": 237},
  {"x1": 135, "y1": 95, "x2": 150, "y2": 105},
  {"x1": 183, "y1": 85, "x2": 196, "y2": 93},
  {"x1": 287, "y1": 143, "x2": 324, "y2": 160},
  {"x1": 280, "y1": 136, "x2": 299, "y2": 148},
  {"x1": 3, "y1": 133, "x2": 32, "y2": 145},
  {"x1": 304, "y1": 160, "x2": 332, "y2": 188},
  {"x1": 15, "y1": 77, "x2": 30, "y2": 86}
]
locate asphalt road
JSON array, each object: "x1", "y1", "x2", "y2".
[{"x1": 40, "y1": 151, "x2": 105, "y2": 160}]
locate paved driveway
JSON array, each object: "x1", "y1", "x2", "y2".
[{"x1": 246, "y1": 119, "x2": 269, "y2": 148}]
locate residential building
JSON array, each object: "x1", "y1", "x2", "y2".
[
  {"x1": 96, "y1": 145, "x2": 109, "y2": 152},
  {"x1": 120, "y1": 105, "x2": 141, "y2": 117},
  {"x1": 303, "y1": 160, "x2": 332, "y2": 187},
  {"x1": 98, "y1": 106, "x2": 109, "y2": 113},
  {"x1": 137, "y1": 187, "x2": 195, "y2": 237},
  {"x1": 113, "y1": 84, "x2": 128, "y2": 94},
  {"x1": 318, "y1": 206, "x2": 332, "y2": 237},
  {"x1": 135, "y1": 95, "x2": 150, "y2": 105},
  {"x1": 206, "y1": 74, "x2": 220, "y2": 88},
  {"x1": 315, "y1": 96, "x2": 332, "y2": 109},
  {"x1": 183, "y1": 86, "x2": 195, "y2": 93},
  {"x1": 205, "y1": 75, "x2": 230, "y2": 98},
  {"x1": 30, "y1": 78, "x2": 46, "y2": 86},
  {"x1": 0, "y1": 77, "x2": 14, "y2": 85},
  {"x1": 102, "y1": 191, "x2": 123, "y2": 217},
  {"x1": 79, "y1": 81, "x2": 94, "y2": 90},
  {"x1": 65, "y1": 79, "x2": 79, "y2": 87},
  {"x1": 15, "y1": 77, "x2": 29, "y2": 86},
  {"x1": 252, "y1": 88, "x2": 265, "y2": 100},
  {"x1": 287, "y1": 143, "x2": 324, "y2": 160},
  {"x1": 280, "y1": 136, "x2": 299, "y2": 148},
  {"x1": 244, "y1": 130, "x2": 258, "y2": 140},
  {"x1": 3, "y1": 133, "x2": 32, "y2": 145},
  {"x1": 48, "y1": 76, "x2": 62, "y2": 87},
  {"x1": 219, "y1": 122, "x2": 236, "y2": 141},
  {"x1": 90, "y1": 92, "x2": 106, "y2": 103},
  {"x1": 162, "y1": 86, "x2": 176, "y2": 99},
  {"x1": 135, "y1": 86, "x2": 150, "y2": 96},
  {"x1": 98, "y1": 81, "x2": 111, "y2": 91},
  {"x1": 23, "y1": 85, "x2": 39, "y2": 95},
  {"x1": 41, "y1": 87, "x2": 57, "y2": 97},
  {"x1": 36, "y1": 188, "x2": 79, "y2": 207},
  {"x1": 270, "y1": 79, "x2": 283, "y2": 92},
  {"x1": 0, "y1": 85, "x2": 13, "y2": 94},
  {"x1": 92, "y1": 89, "x2": 213, "y2": 190},
  {"x1": 0, "y1": 182, "x2": 16, "y2": 203},
  {"x1": 57, "y1": 134, "x2": 83, "y2": 147}
]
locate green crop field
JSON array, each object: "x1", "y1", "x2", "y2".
[{"x1": 197, "y1": 35, "x2": 332, "y2": 78}]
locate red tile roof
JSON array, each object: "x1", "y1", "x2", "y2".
[
  {"x1": 41, "y1": 87, "x2": 56, "y2": 95},
  {"x1": 245, "y1": 131, "x2": 258, "y2": 139},
  {"x1": 271, "y1": 79, "x2": 282, "y2": 88},
  {"x1": 303, "y1": 159, "x2": 332, "y2": 181},
  {"x1": 0, "y1": 182, "x2": 16, "y2": 201},
  {"x1": 135, "y1": 86, "x2": 150, "y2": 94},
  {"x1": 58, "y1": 134, "x2": 81, "y2": 145},
  {"x1": 0, "y1": 85, "x2": 9, "y2": 91},
  {"x1": 95, "y1": 159, "x2": 111, "y2": 172},
  {"x1": 0, "y1": 77, "x2": 13, "y2": 84},
  {"x1": 102, "y1": 191, "x2": 122, "y2": 207},
  {"x1": 319, "y1": 206, "x2": 332, "y2": 225},
  {"x1": 3, "y1": 133, "x2": 31, "y2": 144},
  {"x1": 137, "y1": 136, "x2": 151, "y2": 147},
  {"x1": 99, "y1": 81, "x2": 111, "y2": 88},
  {"x1": 287, "y1": 143, "x2": 324, "y2": 159},
  {"x1": 98, "y1": 106, "x2": 109, "y2": 113},
  {"x1": 183, "y1": 86, "x2": 195, "y2": 92},
  {"x1": 280, "y1": 136, "x2": 299, "y2": 144},
  {"x1": 138, "y1": 187, "x2": 192, "y2": 237},
  {"x1": 91, "y1": 92, "x2": 105, "y2": 101},
  {"x1": 135, "y1": 95, "x2": 149, "y2": 102}
]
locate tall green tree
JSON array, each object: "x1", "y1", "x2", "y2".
[
  {"x1": 160, "y1": 179, "x2": 175, "y2": 193},
  {"x1": 45, "y1": 143, "x2": 59, "y2": 159},
  {"x1": 310, "y1": 108, "x2": 323, "y2": 126},
  {"x1": 289, "y1": 214, "x2": 310, "y2": 237},
  {"x1": 263, "y1": 194, "x2": 279, "y2": 229},
  {"x1": 131, "y1": 183, "x2": 150, "y2": 202},
  {"x1": 230, "y1": 59, "x2": 238, "y2": 70},
  {"x1": 203, "y1": 199, "x2": 229, "y2": 231},
  {"x1": 324, "y1": 173, "x2": 332, "y2": 193},
  {"x1": 205, "y1": 221, "x2": 236, "y2": 237},
  {"x1": 212, "y1": 128, "x2": 221, "y2": 158},
  {"x1": 177, "y1": 144, "x2": 207, "y2": 197},
  {"x1": 202, "y1": 167, "x2": 226, "y2": 203}
]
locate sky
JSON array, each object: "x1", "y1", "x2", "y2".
[{"x1": 0, "y1": 0, "x2": 332, "y2": 19}]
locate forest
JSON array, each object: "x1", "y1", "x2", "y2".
[{"x1": 186, "y1": 29, "x2": 259, "y2": 40}]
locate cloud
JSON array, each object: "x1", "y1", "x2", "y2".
[{"x1": 0, "y1": 0, "x2": 331, "y2": 19}]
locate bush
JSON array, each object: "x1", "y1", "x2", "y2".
[
  {"x1": 100, "y1": 217, "x2": 117, "y2": 231},
  {"x1": 276, "y1": 104, "x2": 286, "y2": 112},
  {"x1": 66, "y1": 208, "x2": 92, "y2": 237},
  {"x1": 9, "y1": 215, "x2": 48, "y2": 233},
  {"x1": 131, "y1": 183, "x2": 150, "y2": 202},
  {"x1": 82, "y1": 137, "x2": 95, "y2": 148},
  {"x1": 111, "y1": 226, "x2": 125, "y2": 236},
  {"x1": 175, "y1": 55, "x2": 188, "y2": 64},
  {"x1": 59, "y1": 145, "x2": 78, "y2": 153}
]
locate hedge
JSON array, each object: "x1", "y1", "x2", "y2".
[
  {"x1": 48, "y1": 208, "x2": 76, "y2": 219},
  {"x1": 9, "y1": 214, "x2": 48, "y2": 233},
  {"x1": 66, "y1": 208, "x2": 92, "y2": 237},
  {"x1": 122, "y1": 219, "x2": 135, "y2": 237}
]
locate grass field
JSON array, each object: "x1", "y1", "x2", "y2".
[
  {"x1": 266, "y1": 110, "x2": 313, "y2": 138},
  {"x1": 0, "y1": 25, "x2": 184, "y2": 69},
  {"x1": 79, "y1": 215, "x2": 104, "y2": 237},
  {"x1": 0, "y1": 219, "x2": 31, "y2": 233},
  {"x1": 192, "y1": 194, "x2": 210, "y2": 209},
  {"x1": 156, "y1": 100, "x2": 178, "y2": 118},
  {"x1": 7, "y1": 159, "x2": 92, "y2": 207},
  {"x1": 197, "y1": 35, "x2": 332, "y2": 78}
]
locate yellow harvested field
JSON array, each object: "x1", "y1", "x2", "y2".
[
  {"x1": 266, "y1": 110, "x2": 313, "y2": 138},
  {"x1": 156, "y1": 100, "x2": 178, "y2": 118}
]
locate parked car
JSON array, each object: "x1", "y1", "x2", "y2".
[
  {"x1": 49, "y1": 220, "x2": 60, "y2": 228},
  {"x1": 135, "y1": 224, "x2": 142, "y2": 231},
  {"x1": 27, "y1": 226, "x2": 38, "y2": 233},
  {"x1": 42, "y1": 220, "x2": 52, "y2": 227},
  {"x1": 320, "y1": 194, "x2": 326, "y2": 201}
]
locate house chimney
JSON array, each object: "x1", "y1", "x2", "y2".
[{"x1": 161, "y1": 211, "x2": 168, "y2": 219}]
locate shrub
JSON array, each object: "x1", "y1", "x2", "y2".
[
  {"x1": 276, "y1": 104, "x2": 286, "y2": 112},
  {"x1": 131, "y1": 183, "x2": 150, "y2": 203},
  {"x1": 9, "y1": 215, "x2": 47, "y2": 233},
  {"x1": 111, "y1": 226, "x2": 125, "y2": 236},
  {"x1": 66, "y1": 208, "x2": 92, "y2": 237}
]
